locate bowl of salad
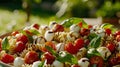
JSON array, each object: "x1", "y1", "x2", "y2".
[{"x1": 0, "y1": 18, "x2": 120, "y2": 67}]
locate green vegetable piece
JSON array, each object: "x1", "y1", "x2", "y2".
[
  {"x1": 101, "y1": 23, "x2": 113, "y2": 29},
  {"x1": 89, "y1": 36, "x2": 101, "y2": 48},
  {"x1": 88, "y1": 33, "x2": 98, "y2": 41},
  {"x1": 38, "y1": 61, "x2": 44, "y2": 67},
  {"x1": 61, "y1": 17, "x2": 88, "y2": 28},
  {"x1": 2, "y1": 37, "x2": 10, "y2": 51},
  {"x1": 87, "y1": 49, "x2": 101, "y2": 58},
  {"x1": 29, "y1": 29, "x2": 40, "y2": 35}
]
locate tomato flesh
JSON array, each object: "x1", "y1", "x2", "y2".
[
  {"x1": 17, "y1": 34, "x2": 28, "y2": 44},
  {"x1": 14, "y1": 41, "x2": 25, "y2": 53},
  {"x1": 106, "y1": 43, "x2": 115, "y2": 52},
  {"x1": 1, "y1": 53, "x2": 14, "y2": 63},
  {"x1": 24, "y1": 51, "x2": 39, "y2": 64}
]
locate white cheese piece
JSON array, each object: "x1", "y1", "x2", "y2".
[
  {"x1": 32, "y1": 61, "x2": 41, "y2": 67},
  {"x1": 78, "y1": 58, "x2": 90, "y2": 67},
  {"x1": 14, "y1": 57, "x2": 24, "y2": 67},
  {"x1": 52, "y1": 60, "x2": 64, "y2": 67},
  {"x1": 70, "y1": 24, "x2": 80, "y2": 32},
  {"x1": 97, "y1": 47, "x2": 111, "y2": 59},
  {"x1": 44, "y1": 30, "x2": 54, "y2": 41}
]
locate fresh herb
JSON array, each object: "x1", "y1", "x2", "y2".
[
  {"x1": 45, "y1": 46, "x2": 78, "y2": 64},
  {"x1": 87, "y1": 49, "x2": 101, "y2": 58},
  {"x1": 29, "y1": 29, "x2": 40, "y2": 35},
  {"x1": 88, "y1": 33, "x2": 98, "y2": 41},
  {"x1": 89, "y1": 36, "x2": 101, "y2": 48},
  {"x1": 61, "y1": 17, "x2": 88, "y2": 28},
  {"x1": 2, "y1": 37, "x2": 10, "y2": 51},
  {"x1": 38, "y1": 61, "x2": 45, "y2": 67}
]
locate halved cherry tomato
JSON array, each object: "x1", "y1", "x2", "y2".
[
  {"x1": 11, "y1": 31, "x2": 19, "y2": 36},
  {"x1": 88, "y1": 25, "x2": 93, "y2": 29},
  {"x1": 40, "y1": 41, "x2": 56, "y2": 52},
  {"x1": 14, "y1": 41, "x2": 25, "y2": 53},
  {"x1": 71, "y1": 64, "x2": 81, "y2": 67},
  {"x1": 32, "y1": 23, "x2": 40, "y2": 30},
  {"x1": 78, "y1": 22, "x2": 82, "y2": 28},
  {"x1": 114, "y1": 31, "x2": 120, "y2": 37},
  {"x1": 42, "y1": 52, "x2": 55, "y2": 64},
  {"x1": 65, "y1": 42, "x2": 78, "y2": 54},
  {"x1": 90, "y1": 56, "x2": 103, "y2": 67},
  {"x1": 24, "y1": 51, "x2": 39, "y2": 64},
  {"x1": 80, "y1": 28, "x2": 90, "y2": 36},
  {"x1": 105, "y1": 28, "x2": 111, "y2": 35},
  {"x1": 1, "y1": 53, "x2": 14, "y2": 63},
  {"x1": 17, "y1": 34, "x2": 28, "y2": 44},
  {"x1": 106, "y1": 43, "x2": 115, "y2": 52},
  {"x1": 75, "y1": 38, "x2": 84, "y2": 49},
  {"x1": 116, "y1": 35, "x2": 120, "y2": 42},
  {"x1": 52, "y1": 24, "x2": 64, "y2": 32}
]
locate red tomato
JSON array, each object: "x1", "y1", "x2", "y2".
[
  {"x1": 115, "y1": 31, "x2": 120, "y2": 36},
  {"x1": 24, "y1": 51, "x2": 39, "y2": 64},
  {"x1": 24, "y1": 30, "x2": 33, "y2": 36},
  {"x1": 78, "y1": 22, "x2": 82, "y2": 28},
  {"x1": 90, "y1": 56, "x2": 103, "y2": 67},
  {"x1": 40, "y1": 41, "x2": 56, "y2": 52},
  {"x1": 80, "y1": 28, "x2": 90, "y2": 36},
  {"x1": 1, "y1": 53, "x2": 14, "y2": 63},
  {"x1": 11, "y1": 31, "x2": 19, "y2": 36},
  {"x1": 0, "y1": 39, "x2": 2, "y2": 51},
  {"x1": 105, "y1": 28, "x2": 111, "y2": 35},
  {"x1": 106, "y1": 43, "x2": 115, "y2": 52},
  {"x1": 88, "y1": 25, "x2": 93, "y2": 29},
  {"x1": 109, "y1": 57, "x2": 119, "y2": 66},
  {"x1": 71, "y1": 64, "x2": 81, "y2": 67},
  {"x1": 17, "y1": 34, "x2": 28, "y2": 44},
  {"x1": 65, "y1": 42, "x2": 78, "y2": 54},
  {"x1": 14, "y1": 41, "x2": 25, "y2": 53},
  {"x1": 32, "y1": 23, "x2": 40, "y2": 30},
  {"x1": 53, "y1": 24, "x2": 64, "y2": 32},
  {"x1": 75, "y1": 38, "x2": 84, "y2": 49},
  {"x1": 42, "y1": 52, "x2": 55, "y2": 64},
  {"x1": 116, "y1": 35, "x2": 120, "y2": 42}
]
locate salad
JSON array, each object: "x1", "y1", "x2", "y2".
[{"x1": 0, "y1": 18, "x2": 120, "y2": 67}]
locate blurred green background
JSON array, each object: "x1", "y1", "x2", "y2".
[{"x1": 0, "y1": 0, "x2": 120, "y2": 35}]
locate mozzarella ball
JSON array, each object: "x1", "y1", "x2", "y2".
[
  {"x1": 70, "y1": 24, "x2": 80, "y2": 32},
  {"x1": 14, "y1": 57, "x2": 24, "y2": 67},
  {"x1": 49, "y1": 21, "x2": 57, "y2": 29},
  {"x1": 97, "y1": 47, "x2": 111, "y2": 59},
  {"x1": 52, "y1": 60, "x2": 64, "y2": 67},
  {"x1": 117, "y1": 42, "x2": 120, "y2": 51},
  {"x1": 44, "y1": 30, "x2": 54, "y2": 41},
  {"x1": 56, "y1": 43, "x2": 65, "y2": 52},
  {"x1": 78, "y1": 58, "x2": 90, "y2": 67},
  {"x1": 32, "y1": 61, "x2": 41, "y2": 67},
  {"x1": 96, "y1": 29, "x2": 105, "y2": 37}
]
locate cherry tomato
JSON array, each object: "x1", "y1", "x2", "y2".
[
  {"x1": 106, "y1": 43, "x2": 115, "y2": 52},
  {"x1": 116, "y1": 35, "x2": 120, "y2": 42},
  {"x1": 78, "y1": 22, "x2": 82, "y2": 28},
  {"x1": 71, "y1": 64, "x2": 81, "y2": 67},
  {"x1": 0, "y1": 39, "x2": 2, "y2": 51},
  {"x1": 42, "y1": 52, "x2": 55, "y2": 64},
  {"x1": 109, "y1": 57, "x2": 118, "y2": 66},
  {"x1": 75, "y1": 38, "x2": 84, "y2": 49},
  {"x1": 80, "y1": 28, "x2": 90, "y2": 36},
  {"x1": 65, "y1": 42, "x2": 78, "y2": 54},
  {"x1": 14, "y1": 41, "x2": 25, "y2": 53},
  {"x1": 105, "y1": 28, "x2": 111, "y2": 35},
  {"x1": 17, "y1": 34, "x2": 28, "y2": 44},
  {"x1": 90, "y1": 56, "x2": 104, "y2": 67},
  {"x1": 53, "y1": 24, "x2": 64, "y2": 32},
  {"x1": 40, "y1": 41, "x2": 56, "y2": 52},
  {"x1": 32, "y1": 23, "x2": 40, "y2": 30},
  {"x1": 114, "y1": 31, "x2": 120, "y2": 36},
  {"x1": 11, "y1": 31, "x2": 19, "y2": 36},
  {"x1": 88, "y1": 25, "x2": 93, "y2": 29},
  {"x1": 24, "y1": 51, "x2": 39, "y2": 64},
  {"x1": 1, "y1": 53, "x2": 14, "y2": 63}
]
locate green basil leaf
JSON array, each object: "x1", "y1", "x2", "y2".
[
  {"x1": 38, "y1": 61, "x2": 44, "y2": 67},
  {"x1": 45, "y1": 46, "x2": 57, "y2": 56},
  {"x1": 87, "y1": 49, "x2": 101, "y2": 58},
  {"x1": 89, "y1": 36, "x2": 101, "y2": 48},
  {"x1": 101, "y1": 23, "x2": 113, "y2": 29},
  {"x1": 61, "y1": 17, "x2": 88, "y2": 28},
  {"x1": 88, "y1": 33, "x2": 98, "y2": 41},
  {"x1": 2, "y1": 37, "x2": 10, "y2": 51},
  {"x1": 57, "y1": 52, "x2": 78, "y2": 64},
  {"x1": 29, "y1": 29, "x2": 40, "y2": 35}
]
